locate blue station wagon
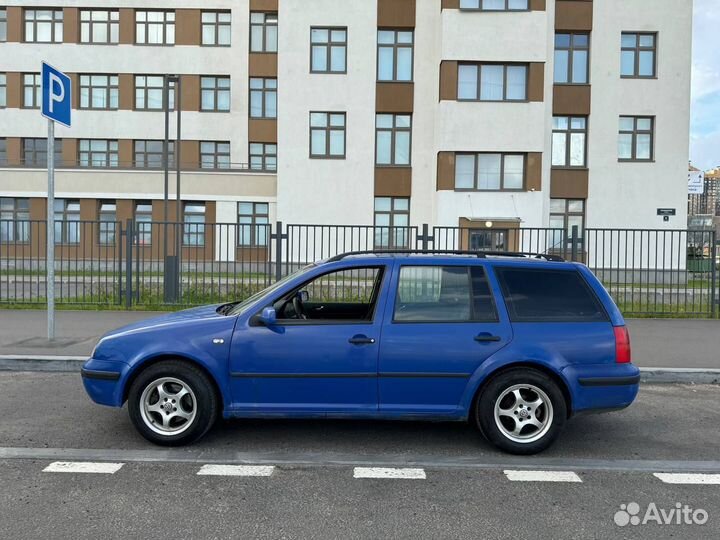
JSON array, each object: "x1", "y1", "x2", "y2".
[{"x1": 82, "y1": 251, "x2": 639, "y2": 454}]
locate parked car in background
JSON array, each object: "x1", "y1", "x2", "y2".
[{"x1": 82, "y1": 250, "x2": 639, "y2": 454}]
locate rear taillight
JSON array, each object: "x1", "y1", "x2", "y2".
[{"x1": 614, "y1": 326, "x2": 632, "y2": 364}]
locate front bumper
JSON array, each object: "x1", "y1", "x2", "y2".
[
  {"x1": 563, "y1": 363, "x2": 641, "y2": 414},
  {"x1": 81, "y1": 358, "x2": 129, "y2": 407}
]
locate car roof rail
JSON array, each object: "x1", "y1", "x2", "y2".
[{"x1": 325, "y1": 250, "x2": 565, "y2": 263}]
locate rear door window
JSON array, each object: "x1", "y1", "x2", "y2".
[
  {"x1": 394, "y1": 265, "x2": 498, "y2": 322},
  {"x1": 494, "y1": 267, "x2": 607, "y2": 322}
]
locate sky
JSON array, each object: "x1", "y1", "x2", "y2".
[{"x1": 691, "y1": 0, "x2": 720, "y2": 170}]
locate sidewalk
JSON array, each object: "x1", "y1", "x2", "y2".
[{"x1": 0, "y1": 309, "x2": 719, "y2": 370}]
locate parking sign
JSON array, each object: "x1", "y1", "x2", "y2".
[{"x1": 41, "y1": 62, "x2": 72, "y2": 127}]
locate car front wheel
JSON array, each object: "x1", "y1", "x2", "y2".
[
  {"x1": 476, "y1": 368, "x2": 567, "y2": 455},
  {"x1": 127, "y1": 360, "x2": 218, "y2": 446}
]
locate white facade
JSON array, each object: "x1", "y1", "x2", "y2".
[{"x1": 0, "y1": 0, "x2": 693, "y2": 242}]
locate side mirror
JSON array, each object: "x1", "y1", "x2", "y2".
[
  {"x1": 258, "y1": 307, "x2": 277, "y2": 326},
  {"x1": 297, "y1": 290, "x2": 309, "y2": 302}
]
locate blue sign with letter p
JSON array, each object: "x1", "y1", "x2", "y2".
[{"x1": 41, "y1": 62, "x2": 72, "y2": 127}]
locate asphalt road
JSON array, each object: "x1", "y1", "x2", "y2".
[{"x1": 0, "y1": 373, "x2": 718, "y2": 538}]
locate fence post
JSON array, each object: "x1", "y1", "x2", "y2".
[
  {"x1": 418, "y1": 223, "x2": 434, "y2": 251},
  {"x1": 271, "y1": 221, "x2": 286, "y2": 282},
  {"x1": 712, "y1": 230, "x2": 717, "y2": 318},
  {"x1": 124, "y1": 219, "x2": 133, "y2": 309},
  {"x1": 571, "y1": 225, "x2": 579, "y2": 262}
]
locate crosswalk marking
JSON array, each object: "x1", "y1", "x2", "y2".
[
  {"x1": 504, "y1": 470, "x2": 583, "y2": 483},
  {"x1": 197, "y1": 464, "x2": 275, "y2": 477},
  {"x1": 653, "y1": 473, "x2": 720, "y2": 485},
  {"x1": 353, "y1": 467, "x2": 426, "y2": 479},
  {"x1": 43, "y1": 461, "x2": 124, "y2": 474}
]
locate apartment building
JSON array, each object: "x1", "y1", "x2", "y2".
[{"x1": 0, "y1": 0, "x2": 692, "y2": 256}]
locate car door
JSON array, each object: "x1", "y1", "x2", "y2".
[
  {"x1": 378, "y1": 262, "x2": 512, "y2": 415},
  {"x1": 229, "y1": 264, "x2": 389, "y2": 414}
]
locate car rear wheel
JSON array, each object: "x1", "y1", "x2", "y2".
[
  {"x1": 127, "y1": 361, "x2": 218, "y2": 446},
  {"x1": 475, "y1": 368, "x2": 567, "y2": 455}
]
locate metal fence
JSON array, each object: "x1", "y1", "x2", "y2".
[{"x1": 1, "y1": 219, "x2": 717, "y2": 317}]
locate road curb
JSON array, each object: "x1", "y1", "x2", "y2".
[
  {"x1": 1, "y1": 356, "x2": 719, "y2": 384},
  {"x1": 639, "y1": 367, "x2": 720, "y2": 385},
  {"x1": 0, "y1": 355, "x2": 86, "y2": 372}
]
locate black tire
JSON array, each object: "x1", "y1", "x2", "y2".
[
  {"x1": 127, "y1": 360, "x2": 218, "y2": 446},
  {"x1": 475, "y1": 368, "x2": 567, "y2": 455}
]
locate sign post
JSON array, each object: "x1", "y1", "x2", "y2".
[{"x1": 41, "y1": 62, "x2": 71, "y2": 340}]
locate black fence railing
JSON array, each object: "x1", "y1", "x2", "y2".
[{"x1": 0, "y1": 219, "x2": 717, "y2": 317}]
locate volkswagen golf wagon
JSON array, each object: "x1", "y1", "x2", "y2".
[{"x1": 82, "y1": 251, "x2": 639, "y2": 454}]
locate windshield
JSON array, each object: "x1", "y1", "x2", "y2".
[{"x1": 226, "y1": 264, "x2": 315, "y2": 316}]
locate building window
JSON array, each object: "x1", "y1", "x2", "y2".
[
  {"x1": 134, "y1": 140, "x2": 175, "y2": 168},
  {"x1": 249, "y1": 78, "x2": 277, "y2": 118},
  {"x1": 549, "y1": 199, "x2": 585, "y2": 249},
  {"x1": 79, "y1": 75, "x2": 119, "y2": 110},
  {"x1": 54, "y1": 199, "x2": 81, "y2": 245},
  {"x1": 200, "y1": 141, "x2": 231, "y2": 169},
  {"x1": 98, "y1": 201, "x2": 117, "y2": 245},
  {"x1": 0, "y1": 9, "x2": 7, "y2": 42},
  {"x1": 201, "y1": 76, "x2": 231, "y2": 112},
  {"x1": 618, "y1": 116, "x2": 654, "y2": 161},
  {"x1": 376, "y1": 114, "x2": 411, "y2": 166},
  {"x1": 79, "y1": 140, "x2": 119, "y2": 168},
  {"x1": 374, "y1": 197, "x2": 410, "y2": 249},
  {"x1": 552, "y1": 116, "x2": 587, "y2": 168},
  {"x1": 135, "y1": 10, "x2": 175, "y2": 45},
  {"x1": 249, "y1": 143, "x2": 277, "y2": 171},
  {"x1": 458, "y1": 63, "x2": 527, "y2": 101},
  {"x1": 554, "y1": 33, "x2": 589, "y2": 84},
  {"x1": 80, "y1": 10, "x2": 119, "y2": 44},
  {"x1": 378, "y1": 30, "x2": 413, "y2": 82},
  {"x1": 202, "y1": 11, "x2": 231, "y2": 46},
  {"x1": 0, "y1": 73, "x2": 6, "y2": 108},
  {"x1": 455, "y1": 153, "x2": 525, "y2": 191},
  {"x1": 238, "y1": 202, "x2": 269, "y2": 247},
  {"x1": 134, "y1": 201, "x2": 153, "y2": 245},
  {"x1": 310, "y1": 27, "x2": 347, "y2": 73},
  {"x1": 23, "y1": 73, "x2": 41, "y2": 108},
  {"x1": 135, "y1": 75, "x2": 175, "y2": 110},
  {"x1": 0, "y1": 138, "x2": 6, "y2": 165},
  {"x1": 0, "y1": 198, "x2": 30, "y2": 243},
  {"x1": 621, "y1": 32, "x2": 657, "y2": 78},
  {"x1": 24, "y1": 9, "x2": 63, "y2": 43},
  {"x1": 310, "y1": 112, "x2": 346, "y2": 159},
  {"x1": 459, "y1": 0, "x2": 529, "y2": 10},
  {"x1": 250, "y1": 12, "x2": 278, "y2": 53},
  {"x1": 183, "y1": 203, "x2": 205, "y2": 246},
  {"x1": 23, "y1": 138, "x2": 63, "y2": 167}
]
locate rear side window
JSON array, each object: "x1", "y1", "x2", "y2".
[
  {"x1": 495, "y1": 267, "x2": 607, "y2": 322},
  {"x1": 394, "y1": 265, "x2": 498, "y2": 322}
]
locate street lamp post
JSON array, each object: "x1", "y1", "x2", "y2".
[{"x1": 163, "y1": 74, "x2": 181, "y2": 302}]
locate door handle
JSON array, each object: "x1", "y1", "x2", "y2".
[
  {"x1": 349, "y1": 335, "x2": 376, "y2": 345},
  {"x1": 475, "y1": 334, "x2": 501, "y2": 343}
]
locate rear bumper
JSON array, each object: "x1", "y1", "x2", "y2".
[
  {"x1": 563, "y1": 363, "x2": 640, "y2": 414},
  {"x1": 81, "y1": 358, "x2": 128, "y2": 407}
]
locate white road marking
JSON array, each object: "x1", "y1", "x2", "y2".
[
  {"x1": 197, "y1": 464, "x2": 275, "y2": 477},
  {"x1": 43, "y1": 461, "x2": 124, "y2": 474},
  {"x1": 504, "y1": 470, "x2": 583, "y2": 483},
  {"x1": 653, "y1": 473, "x2": 720, "y2": 485},
  {"x1": 353, "y1": 467, "x2": 426, "y2": 479}
]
